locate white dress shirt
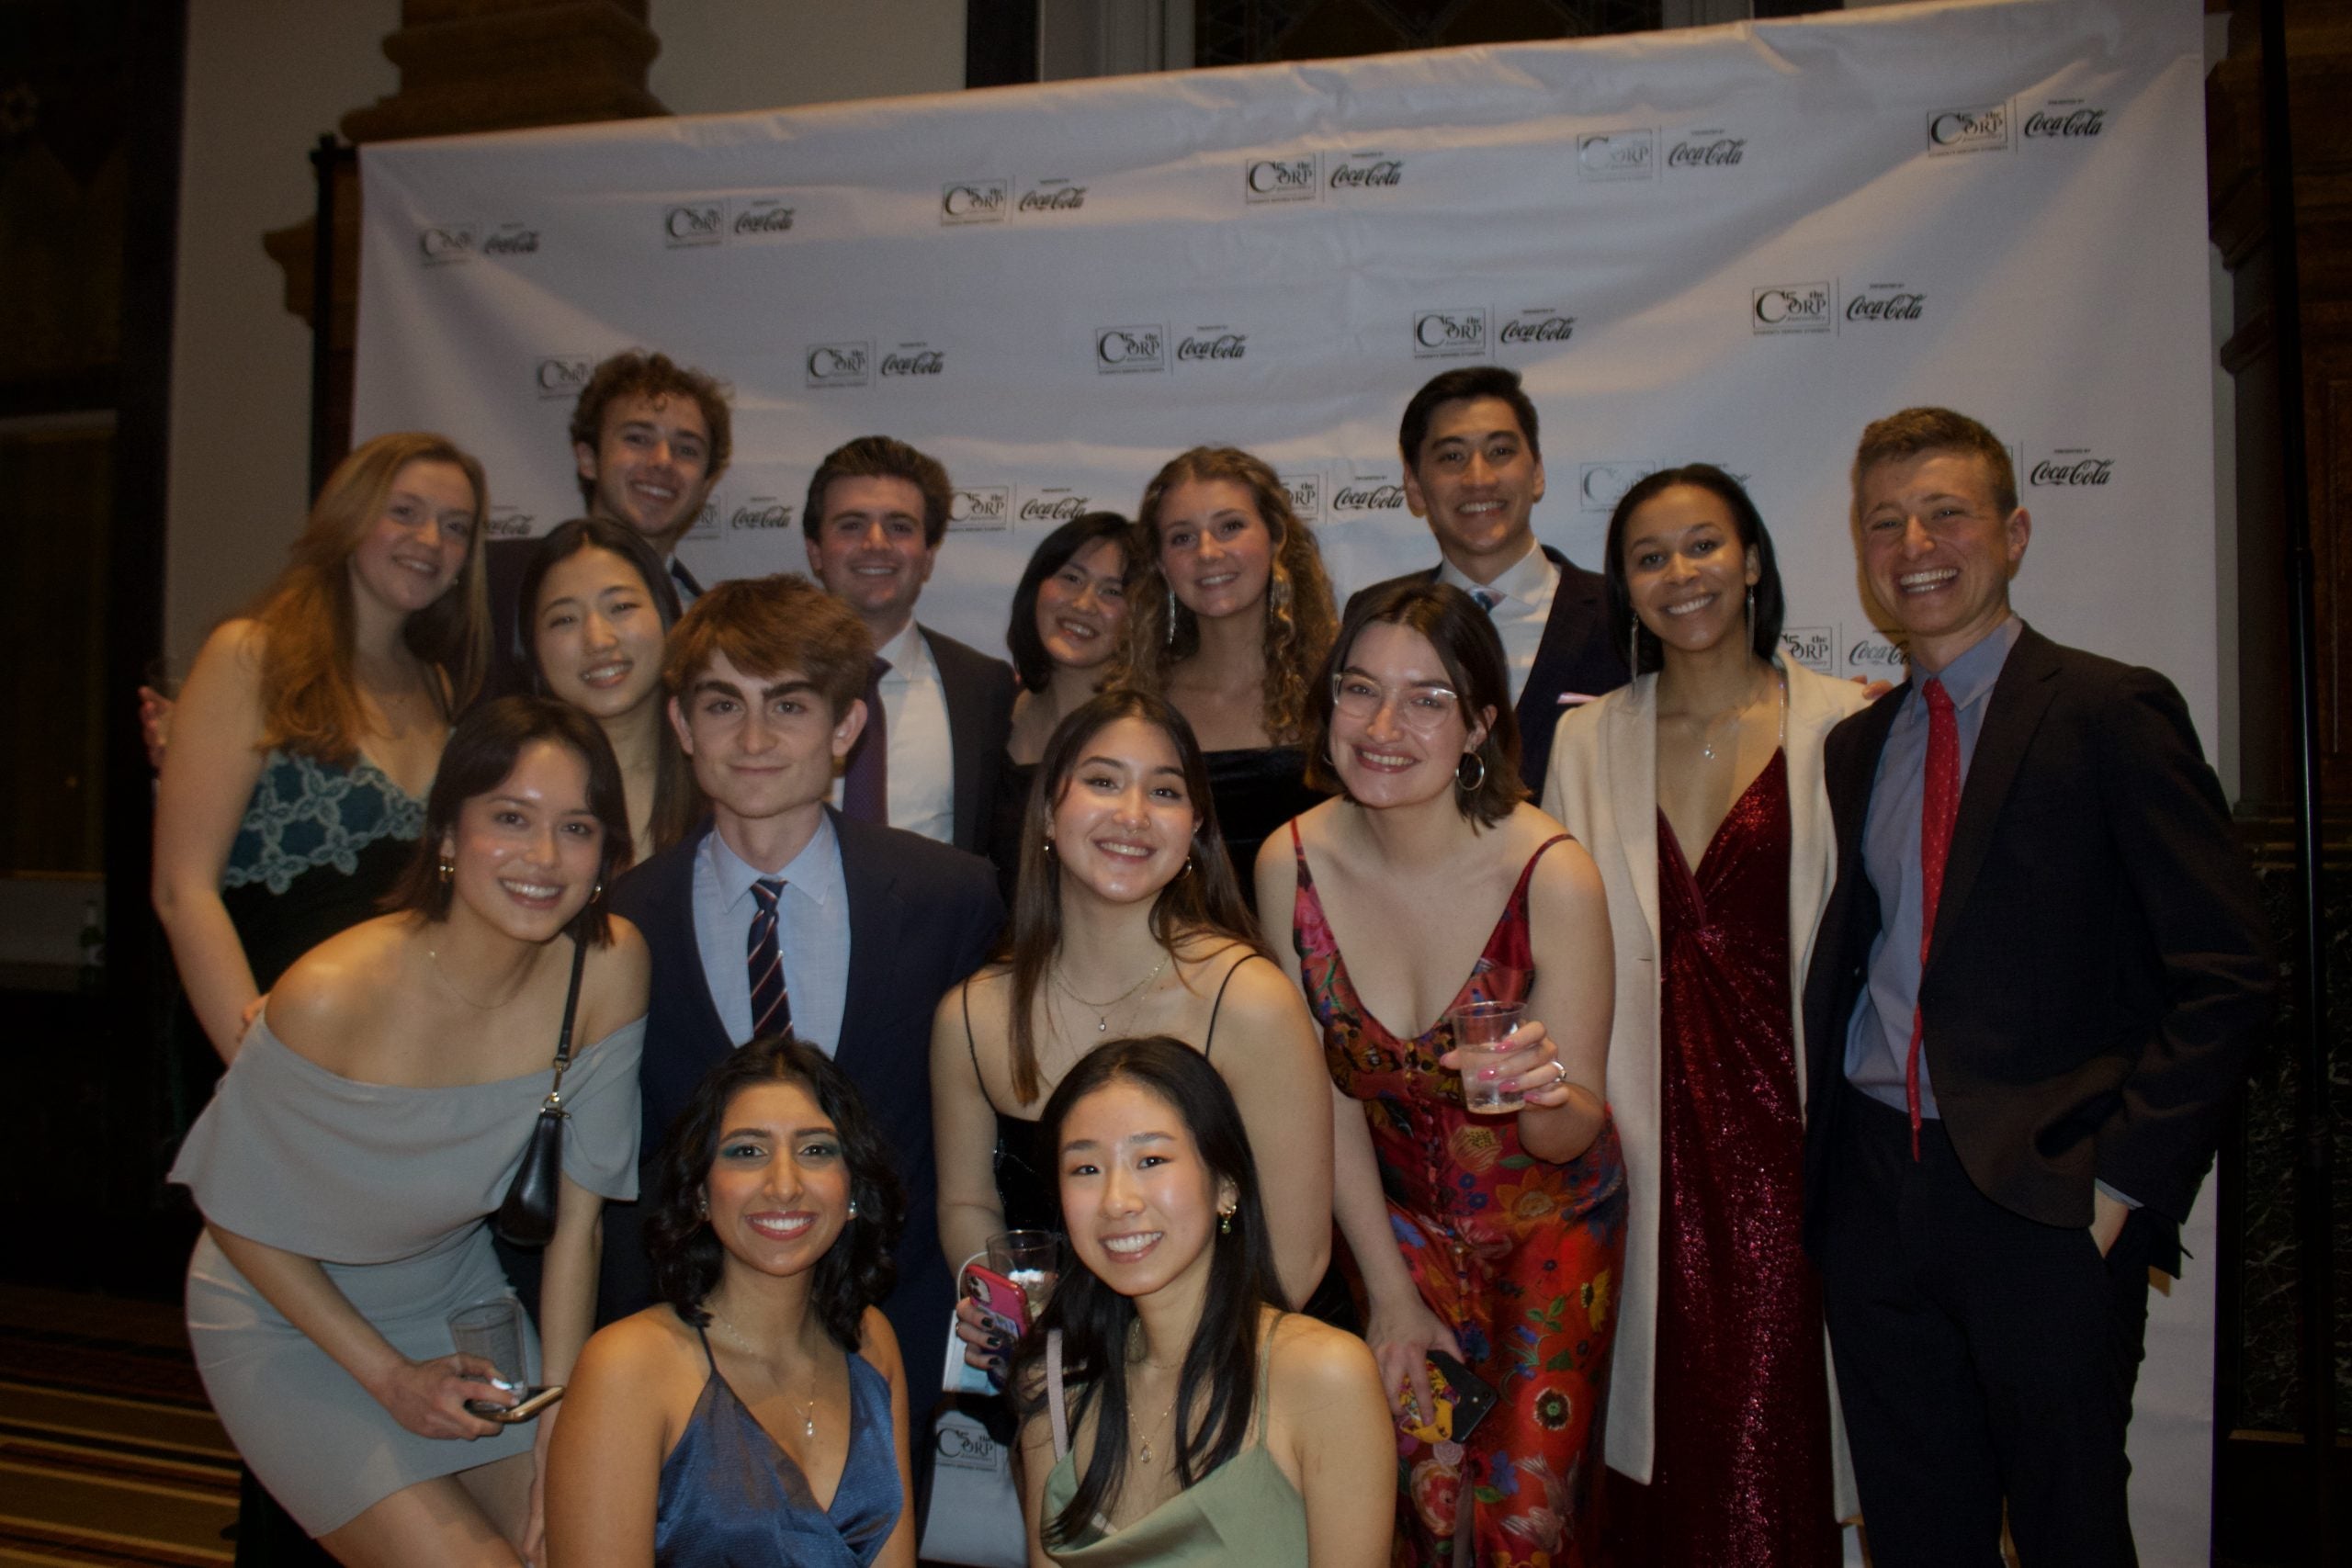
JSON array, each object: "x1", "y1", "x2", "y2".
[
  {"x1": 690, "y1": 813, "x2": 850, "y2": 1055},
  {"x1": 831, "y1": 619, "x2": 956, "y2": 845},
  {"x1": 1438, "y1": 536, "x2": 1560, "y2": 707}
]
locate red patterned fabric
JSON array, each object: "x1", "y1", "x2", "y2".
[{"x1": 1907, "y1": 678, "x2": 1960, "y2": 1157}]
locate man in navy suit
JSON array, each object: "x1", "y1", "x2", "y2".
[
  {"x1": 802, "y1": 435, "x2": 1016, "y2": 855},
  {"x1": 1347, "y1": 366, "x2": 1626, "y2": 797},
  {"x1": 1803, "y1": 407, "x2": 2272, "y2": 1565},
  {"x1": 605, "y1": 573, "x2": 1002, "y2": 1381}
]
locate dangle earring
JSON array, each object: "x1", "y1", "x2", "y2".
[
  {"x1": 1166, "y1": 586, "x2": 1180, "y2": 648},
  {"x1": 1629, "y1": 616, "x2": 1642, "y2": 679},
  {"x1": 437, "y1": 856, "x2": 455, "y2": 884},
  {"x1": 1218, "y1": 1204, "x2": 1235, "y2": 1235},
  {"x1": 1746, "y1": 586, "x2": 1757, "y2": 654}
]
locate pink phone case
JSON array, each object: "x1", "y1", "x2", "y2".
[{"x1": 965, "y1": 1263, "x2": 1030, "y2": 1338}]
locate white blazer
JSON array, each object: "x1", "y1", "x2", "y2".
[{"x1": 1544, "y1": 657, "x2": 1864, "y2": 1516}]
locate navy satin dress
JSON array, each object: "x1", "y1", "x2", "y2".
[{"x1": 655, "y1": 1329, "x2": 902, "y2": 1567}]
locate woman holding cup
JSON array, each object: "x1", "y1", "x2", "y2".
[{"x1": 1257, "y1": 580, "x2": 1623, "y2": 1568}]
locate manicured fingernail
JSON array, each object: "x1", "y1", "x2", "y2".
[{"x1": 987, "y1": 1332, "x2": 1006, "y2": 1349}]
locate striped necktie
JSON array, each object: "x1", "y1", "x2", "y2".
[{"x1": 746, "y1": 876, "x2": 792, "y2": 1040}]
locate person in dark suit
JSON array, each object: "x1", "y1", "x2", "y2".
[
  {"x1": 1802, "y1": 407, "x2": 2273, "y2": 1567},
  {"x1": 603, "y1": 573, "x2": 1003, "y2": 1388},
  {"x1": 1346, "y1": 366, "x2": 1627, "y2": 799},
  {"x1": 802, "y1": 435, "x2": 1016, "y2": 855}
]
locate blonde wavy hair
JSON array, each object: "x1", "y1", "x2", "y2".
[{"x1": 1114, "y1": 446, "x2": 1337, "y2": 746}]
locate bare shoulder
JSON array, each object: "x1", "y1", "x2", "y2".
[
  {"x1": 1194, "y1": 947, "x2": 1307, "y2": 1029},
  {"x1": 583, "y1": 918, "x2": 651, "y2": 1040},
  {"x1": 1520, "y1": 810, "x2": 1606, "y2": 909},
  {"x1": 1266, "y1": 1313, "x2": 1382, "y2": 1414},
  {"x1": 576, "y1": 1305, "x2": 704, "y2": 1398},
  {"x1": 198, "y1": 616, "x2": 271, "y2": 674},
  {"x1": 266, "y1": 916, "x2": 409, "y2": 1050},
  {"x1": 856, "y1": 1305, "x2": 906, "y2": 1383}
]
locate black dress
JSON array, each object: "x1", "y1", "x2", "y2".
[{"x1": 1204, "y1": 746, "x2": 1326, "y2": 917}]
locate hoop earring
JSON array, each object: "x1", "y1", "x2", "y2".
[
  {"x1": 1628, "y1": 615, "x2": 1641, "y2": 679},
  {"x1": 1455, "y1": 752, "x2": 1487, "y2": 793},
  {"x1": 1746, "y1": 586, "x2": 1757, "y2": 655},
  {"x1": 590, "y1": 880, "x2": 604, "y2": 903}
]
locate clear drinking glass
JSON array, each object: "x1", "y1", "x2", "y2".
[
  {"x1": 1450, "y1": 1000, "x2": 1528, "y2": 1113},
  {"x1": 447, "y1": 1298, "x2": 526, "y2": 1411},
  {"x1": 985, "y1": 1229, "x2": 1060, "y2": 1318}
]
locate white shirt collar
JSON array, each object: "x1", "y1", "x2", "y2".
[
  {"x1": 872, "y1": 619, "x2": 932, "y2": 682},
  {"x1": 701, "y1": 811, "x2": 841, "y2": 913},
  {"x1": 1436, "y1": 535, "x2": 1555, "y2": 608}
]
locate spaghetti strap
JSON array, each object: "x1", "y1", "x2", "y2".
[
  {"x1": 960, "y1": 977, "x2": 1000, "y2": 1115},
  {"x1": 1203, "y1": 952, "x2": 1261, "y2": 1060},
  {"x1": 693, "y1": 1322, "x2": 718, "y2": 1374},
  {"x1": 1517, "y1": 832, "x2": 1572, "y2": 900}
]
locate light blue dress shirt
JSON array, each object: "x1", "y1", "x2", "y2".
[{"x1": 691, "y1": 812, "x2": 850, "y2": 1056}]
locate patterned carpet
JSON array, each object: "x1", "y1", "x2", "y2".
[{"x1": 0, "y1": 1286, "x2": 234, "y2": 1566}]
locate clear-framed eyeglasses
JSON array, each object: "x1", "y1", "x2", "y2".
[{"x1": 1330, "y1": 672, "x2": 1462, "y2": 735}]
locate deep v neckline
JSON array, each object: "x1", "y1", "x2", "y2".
[
  {"x1": 1658, "y1": 748, "x2": 1786, "y2": 891},
  {"x1": 700, "y1": 1338, "x2": 865, "y2": 1516}
]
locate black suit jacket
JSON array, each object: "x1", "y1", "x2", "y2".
[
  {"x1": 604, "y1": 808, "x2": 1004, "y2": 1363},
  {"x1": 1801, "y1": 626, "x2": 2272, "y2": 1246},
  {"x1": 1348, "y1": 545, "x2": 1626, "y2": 798},
  {"x1": 920, "y1": 624, "x2": 1017, "y2": 857}
]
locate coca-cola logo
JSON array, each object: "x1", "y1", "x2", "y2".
[
  {"x1": 1328, "y1": 155, "x2": 1402, "y2": 190},
  {"x1": 664, "y1": 204, "x2": 723, "y2": 245},
  {"x1": 1095, "y1": 325, "x2": 1165, "y2": 375},
  {"x1": 1928, "y1": 104, "x2": 2009, "y2": 155},
  {"x1": 1498, "y1": 311, "x2": 1576, "y2": 347},
  {"x1": 1280, "y1": 473, "x2": 1322, "y2": 522},
  {"x1": 1579, "y1": 461, "x2": 1654, "y2": 513},
  {"x1": 481, "y1": 224, "x2": 539, "y2": 255},
  {"x1": 1846, "y1": 288, "x2": 1926, "y2": 323},
  {"x1": 732, "y1": 201, "x2": 795, "y2": 236},
  {"x1": 1413, "y1": 308, "x2": 1487, "y2": 360},
  {"x1": 949, "y1": 487, "x2": 1011, "y2": 529},
  {"x1": 417, "y1": 223, "x2": 475, "y2": 265},
  {"x1": 486, "y1": 507, "x2": 534, "y2": 540},
  {"x1": 880, "y1": 348, "x2": 944, "y2": 377},
  {"x1": 805, "y1": 342, "x2": 871, "y2": 389},
  {"x1": 1668, "y1": 136, "x2": 1746, "y2": 169},
  {"x1": 1752, "y1": 283, "x2": 1832, "y2": 334},
  {"x1": 1847, "y1": 636, "x2": 1907, "y2": 672},
  {"x1": 1245, "y1": 157, "x2": 1317, "y2": 203},
  {"x1": 2028, "y1": 452, "x2": 2115, "y2": 487},
  {"x1": 1018, "y1": 183, "x2": 1086, "y2": 212},
  {"x1": 1177, "y1": 333, "x2": 1247, "y2": 362},
  {"x1": 1020, "y1": 490, "x2": 1093, "y2": 523},
  {"x1": 2024, "y1": 106, "x2": 2105, "y2": 139},
  {"x1": 1780, "y1": 626, "x2": 1836, "y2": 674},
  {"x1": 1578, "y1": 130, "x2": 1655, "y2": 181},
  {"x1": 941, "y1": 181, "x2": 1009, "y2": 225},
  {"x1": 729, "y1": 498, "x2": 795, "y2": 530},
  {"x1": 1331, "y1": 481, "x2": 1407, "y2": 514},
  {"x1": 534, "y1": 356, "x2": 592, "y2": 400}
]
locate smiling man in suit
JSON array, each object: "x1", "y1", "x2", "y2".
[
  {"x1": 603, "y1": 572, "x2": 1002, "y2": 1375},
  {"x1": 1804, "y1": 407, "x2": 2272, "y2": 1566},
  {"x1": 1348, "y1": 366, "x2": 1628, "y2": 797}
]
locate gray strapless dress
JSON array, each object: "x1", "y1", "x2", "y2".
[{"x1": 169, "y1": 1010, "x2": 644, "y2": 1536}]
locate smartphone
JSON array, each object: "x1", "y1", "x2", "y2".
[
  {"x1": 1397, "y1": 1352, "x2": 1498, "y2": 1445},
  {"x1": 964, "y1": 1263, "x2": 1030, "y2": 1339},
  {"x1": 466, "y1": 1384, "x2": 564, "y2": 1423}
]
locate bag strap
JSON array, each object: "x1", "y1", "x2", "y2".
[
  {"x1": 1046, "y1": 1328, "x2": 1069, "y2": 1461},
  {"x1": 543, "y1": 937, "x2": 589, "y2": 1108}
]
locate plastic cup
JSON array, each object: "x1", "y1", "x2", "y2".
[
  {"x1": 447, "y1": 1298, "x2": 526, "y2": 1397},
  {"x1": 1450, "y1": 1001, "x2": 1527, "y2": 1113}
]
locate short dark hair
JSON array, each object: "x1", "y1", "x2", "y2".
[
  {"x1": 1005, "y1": 513, "x2": 1130, "y2": 693},
  {"x1": 662, "y1": 573, "x2": 874, "y2": 723},
  {"x1": 1303, "y1": 580, "x2": 1525, "y2": 827},
  {"x1": 802, "y1": 435, "x2": 954, "y2": 548},
  {"x1": 1852, "y1": 406, "x2": 2018, "y2": 517},
  {"x1": 1602, "y1": 464, "x2": 1787, "y2": 677},
  {"x1": 386, "y1": 695, "x2": 631, "y2": 942},
  {"x1": 566, "y1": 351, "x2": 733, "y2": 506},
  {"x1": 1398, "y1": 366, "x2": 1541, "y2": 472},
  {"x1": 1009, "y1": 1037, "x2": 1280, "y2": 1550},
  {"x1": 644, "y1": 1034, "x2": 906, "y2": 1354}
]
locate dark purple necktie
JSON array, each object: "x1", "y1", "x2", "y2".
[{"x1": 842, "y1": 656, "x2": 890, "y2": 825}]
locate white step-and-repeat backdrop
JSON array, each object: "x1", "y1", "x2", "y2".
[{"x1": 356, "y1": 0, "x2": 2220, "y2": 1554}]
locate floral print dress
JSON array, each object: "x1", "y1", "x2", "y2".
[{"x1": 1289, "y1": 825, "x2": 1626, "y2": 1568}]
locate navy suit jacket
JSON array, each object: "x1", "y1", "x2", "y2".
[
  {"x1": 1801, "y1": 626, "x2": 2273, "y2": 1259},
  {"x1": 604, "y1": 808, "x2": 1004, "y2": 1365},
  {"x1": 1349, "y1": 544, "x2": 1626, "y2": 799},
  {"x1": 920, "y1": 625, "x2": 1017, "y2": 857}
]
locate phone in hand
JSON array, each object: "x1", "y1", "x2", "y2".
[
  {"x1": 964, "y1": 1263, "x2": 1030, "y2": 1340},
  {"x1": 1397, "y1": 1352, "x2": 1498, "y2": 1445},
  {"x1": 465, "y1": 1383, "x2": 564, "y2": 1423}
]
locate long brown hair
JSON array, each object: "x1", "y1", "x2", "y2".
[
  {"x1": 1001, "y1": 689, "x2": 1260, "y2": 1104},
  {"x1": 1114, "y1": 446, "x2": 1337, "y2": 747},
  {"x1": 247, "y1": 433, "x2": 490, "y2": 761}
]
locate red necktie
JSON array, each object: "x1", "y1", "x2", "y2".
[{"x1": 1906, "y1": 678, "x2": 1959, "y2": 1160}]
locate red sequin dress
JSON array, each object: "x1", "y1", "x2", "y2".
[
  {"x1": 1615, "y1": 752, "x2": 1838, "y2": 1566},
  {"x1": 1289, "y1": 825, "x2": 1626, "y2": 1568}
]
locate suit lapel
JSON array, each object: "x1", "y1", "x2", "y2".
[
  {"x1": 1518, "y1": 545, "x2": 1586, "y2": 733},
  {"x1": 1606, "y1": 677, "x2": 1663, "y2": 957},
  {"x1": 1930, "y1": 627, "x2": 2061, "y2": 956},
  {"x1": 666, "y1": 828, "x2": 733, "y2": 1059},
  {"x1": 833, "y1": 811, "x2": 902, "y2": 1076},
  {"x1": 922, "y1": 627, "x2": 974, "y2": 849}
]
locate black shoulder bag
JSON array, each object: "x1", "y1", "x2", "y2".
[{"x1": 493, "y1": 938, "x2": 588, "y2": 1248}]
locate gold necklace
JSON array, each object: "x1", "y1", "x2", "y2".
[
  {"x1": 1131, "y1": 1382, "x2": 1180, "y2": 1466},
  {"x1": 706, "y1": 1308, "x2": 820, "y2": 1438},
  {"x1": 1690, "y1": 671, "x2": 1784, "y2": 761},
  {"x1": 1054, "y1": 952, "x2": 1171, "y2": 1034},
  {"x1": 424, "y1": 942, "x2": 530, "y2": 1010}
]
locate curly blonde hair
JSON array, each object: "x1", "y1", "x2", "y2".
[{"x1": 1114, "y1": 446, "x2": 1336, "y2": 747}]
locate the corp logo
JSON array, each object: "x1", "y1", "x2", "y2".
[
  {"x1": 533, "y1": 356, "x2": 592, "y2": 400},
  {"x1": 2024, "y1": 104, "x2": 2106, "y2": 139},
  {"x1": 2029, "y1": 450, "x2": 2116, "y2": 487},
  {"x1": 732, "y1": 199, "x2": 795, "y2": 238},
  {"x1": 1847, "y1": 634, "x2": 1907, "y2": 675},
  {"x1": 1018, "y1": 181, "x2": 1086, "y2": 212},
  {"x1": 1020, "y1": 489, "x2": 1093, "y2": 524},
  {"x1": 1780, "y1": 626, "x2": 1836, "y2": 675},
  {"x1": 481, "y1": 223, "x2": 540, "y2": 255},
  {"x1": 934, "y1": 1423, "x2": 1000, "y2": 1469},
  {"x1": 1177, "y1": 332, "x2": 1247, "y2": 363},
  {"x1": 417, "y1": 222, "x2": 476, "y2": 265},
  {"x1": 1328, "y1": 153, "x2": 1402, "y2": 190},
  {"x1": 1330, "y1": 478, "x2": 1408, "y2": 515},
  {"x1": 880, "y1": 346, "x2": 945, "y2": 377},
  {"x1": 663, "y1": 204, "x2": 723, "y2": 246},
  {"x1": 684, "y1": 497, "x2": 720, "y2": 541},
  {"x1": 948, "y1": 486, "x2": 1012, "y2": 530},
  {"x1": 1578, "y1": 461, "x2": 1654, "y2": 513},
  {"x1": 1752, "y1": 283, "x2": 1832, "y2": 334},
  {"x1": 485, "y1": 506, "x2": 535, "y2": 540},
  {"x1": 1413, "y1": 308, "x2": 1487, "y2": 360},
  {"x1": 729, "y1": 497, "x2": 795, "y2": 531},
  {"x1": 1928, "y1": 104, "x2": 2009, "y2": 155},
  {"x1": 1578, "y1": 130, "x2": 1656, "y2": 181},
  {"x1": 1245, "y1": 157, "x2": 1318, "y2": 204},
  {"x1": 941, "y1": 180, "x2": 1010, "y2": 225},
  {"x1": 1846, "y1": 285, "x2": 1926, "y2": 323},
  {"x1": 1095, "y1": 325, "x2": 1165, "y2": 375},
  {"x1": 1279, "y1": 473, "x2": 1322, "y2": 523},
  {"x1": 805, "y1": 342, "x2": 871, "y2": 389},
  {"x1": 1498, "y1": 310, "x2": 1576, "y2": 348}
]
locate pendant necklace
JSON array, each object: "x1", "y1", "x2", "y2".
[
  {"x1": 707, "y1": 1308, "x2": 819, "y2": 1438},
  {"x1": 1055, "y1": 952, "x2": 1171, "y2": 1033},
  {"x1": 1696, "y1": 671, "x2": 1788, "y2": 761}
]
